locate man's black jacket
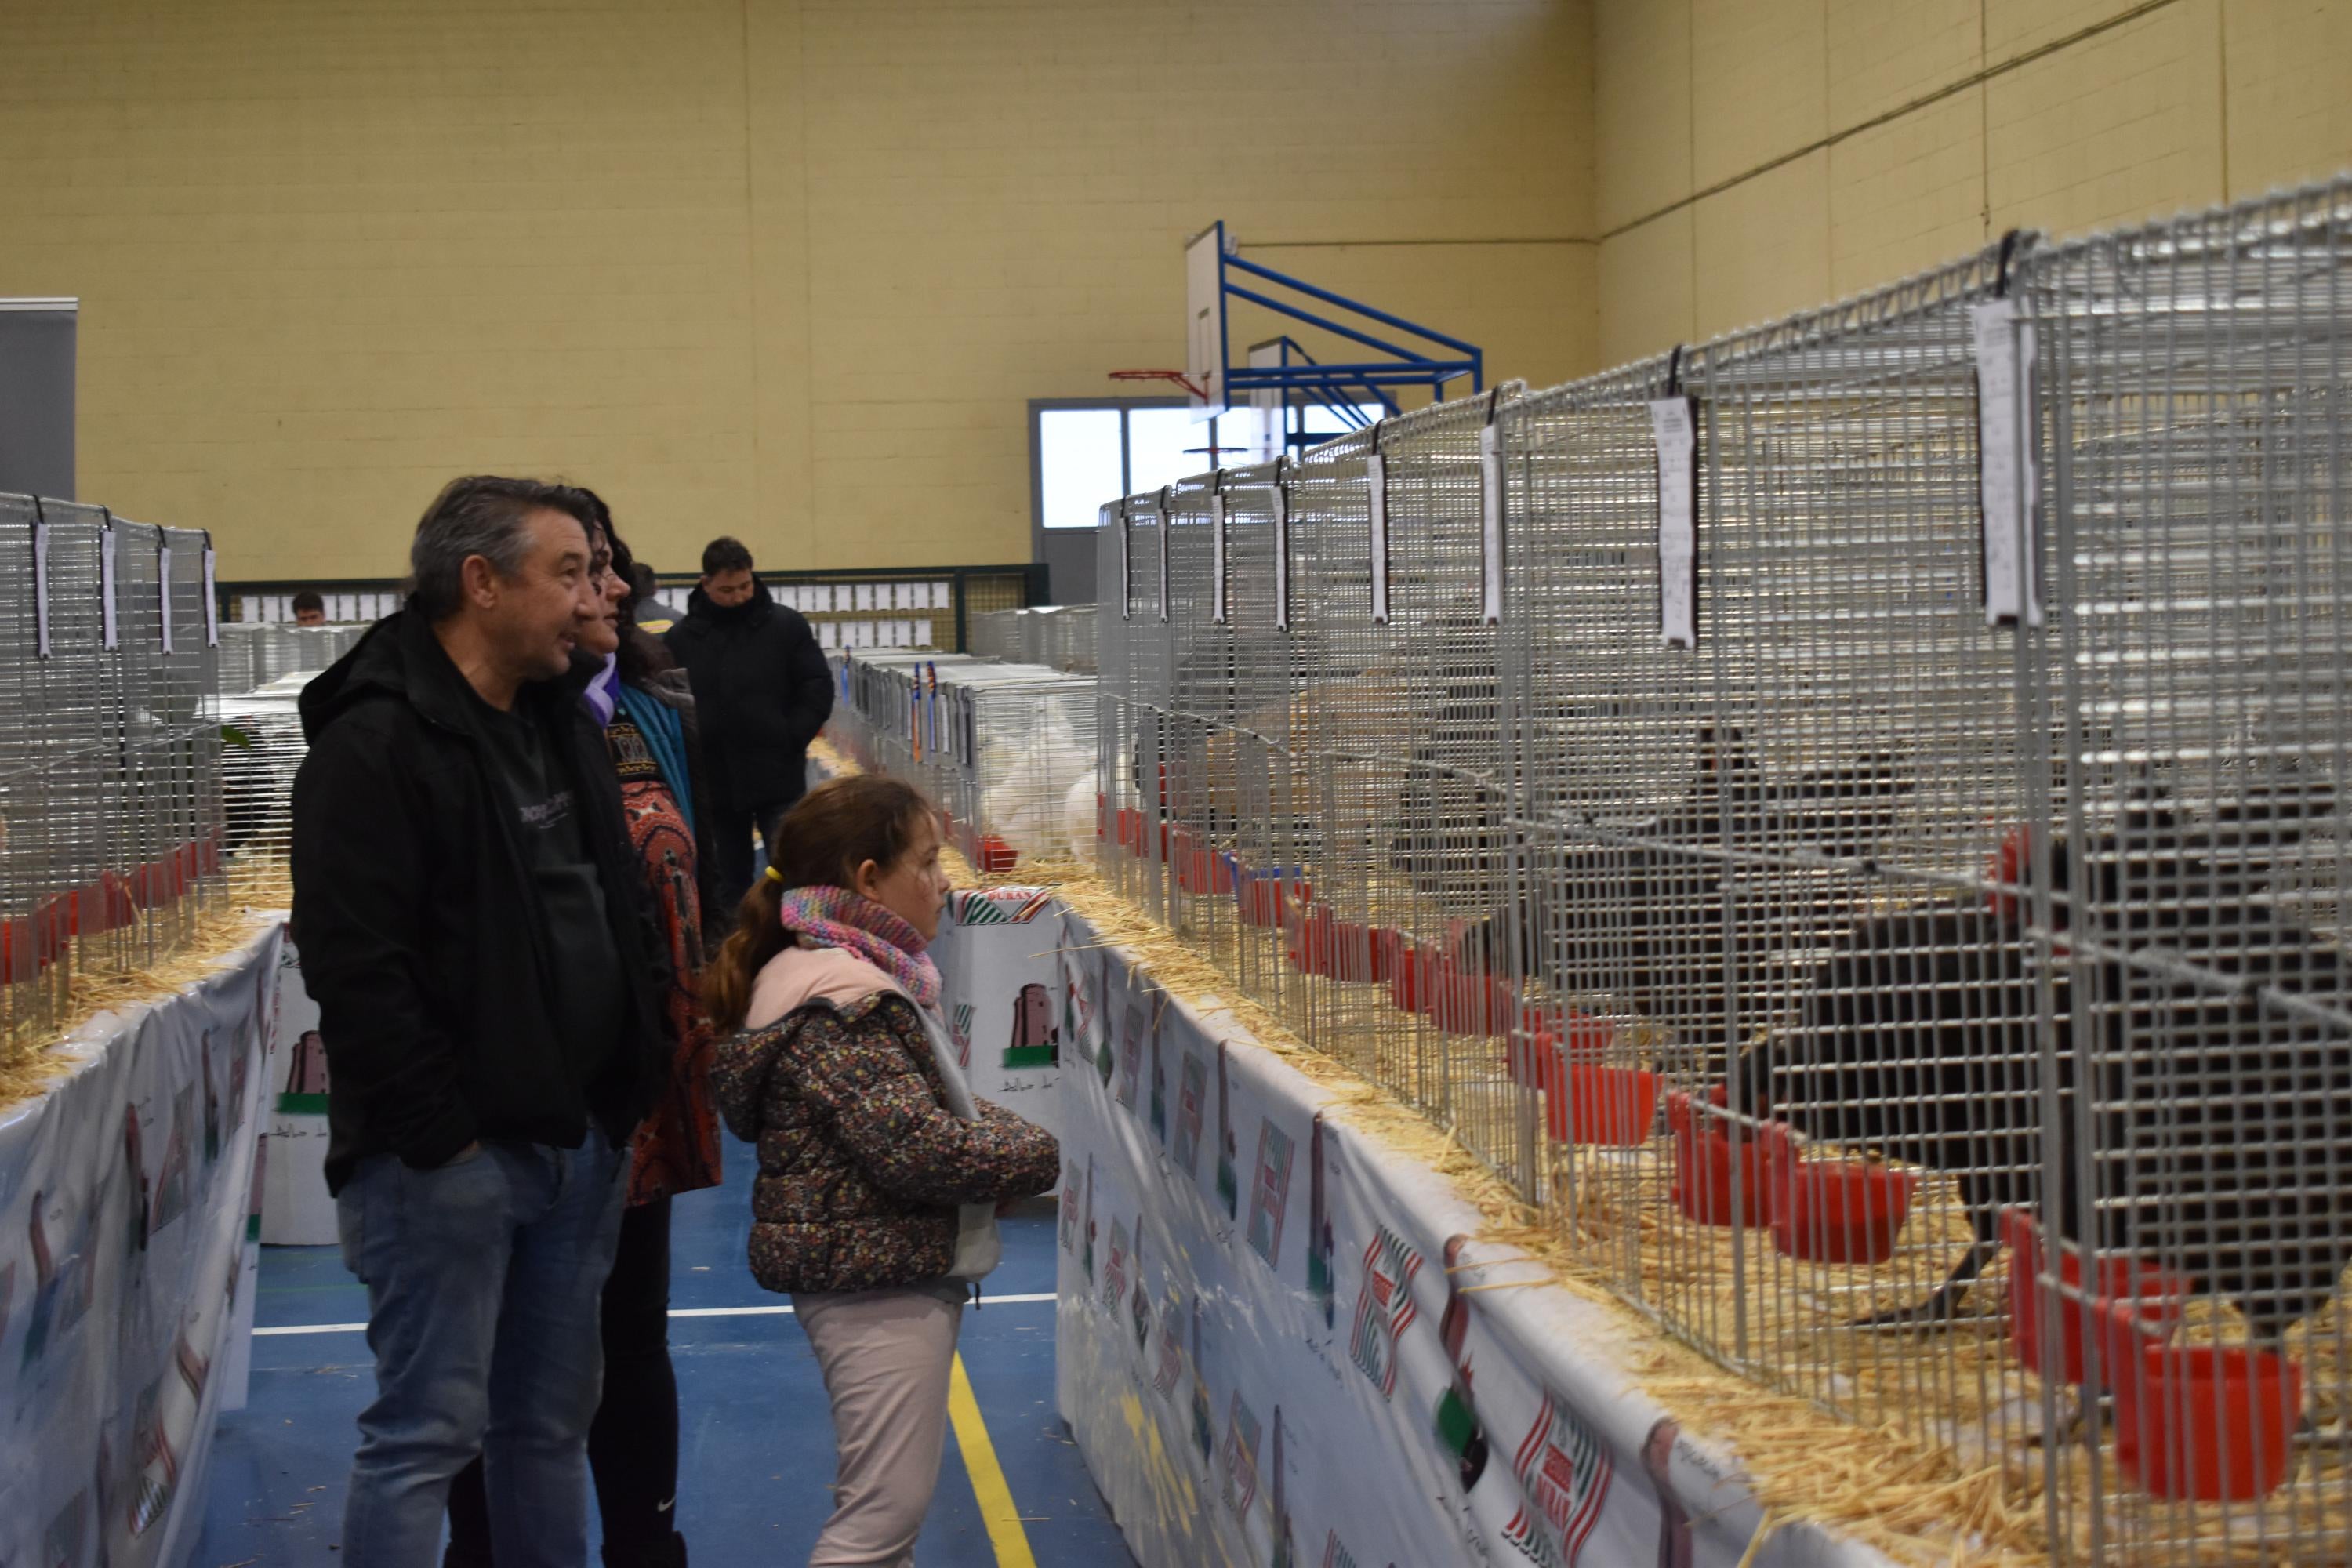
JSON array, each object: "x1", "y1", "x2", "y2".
[
  {"x1": 291, "y1": 609, "x2": 668, "y2": 1193},
  {"x1": 662, "y1": 579, "x2": 834, "y2": 812}
]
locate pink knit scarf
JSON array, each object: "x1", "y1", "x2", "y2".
[{"x1": 774, "y1": 884, "x2": 942, "y2": 1013}]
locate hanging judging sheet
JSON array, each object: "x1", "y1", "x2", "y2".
[
  {"x1": 1051, "y1": 903, "x2": 1895, "y2": 1568},
  {"x1": 0, "y1": 922, "x2": 283, "y2": 1568}
]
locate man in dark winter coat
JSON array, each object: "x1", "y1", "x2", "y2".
[
  {"x1": 292, "y1": 475, "x2": 669, "y2": 1568},
  {"x1": 662, "y1": 535, "x2": 834, "y2": 919}
]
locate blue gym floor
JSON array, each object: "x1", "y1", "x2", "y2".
[{"x1": 194, "y1": 1134, "x2": 1134, "y2": 1566}]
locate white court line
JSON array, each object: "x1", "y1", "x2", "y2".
[{"x1": 252, "y1": 1291, "x2": 1059, "y2": 1337}]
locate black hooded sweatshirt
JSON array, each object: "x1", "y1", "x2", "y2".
[
  {"x1": 291, "y1": 608, "x2": 668, "y2": 1192},
  {"x1": 662, "y1": 578, "x2": 834, "y2": 813}
]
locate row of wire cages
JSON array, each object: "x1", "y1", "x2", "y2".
[
  {"x1": 825, "y1": 650, "x2": 1098, "y2": 874},
  {"x1": 1093, "y1": 176, "x2": 2352, "y2": 1562},
  {"x1": 218, "y1": 623, "x2": 368, "y2": 878},
  {"x1": 966, "y1": 605, "x2": 1099, "y2": 674},
  {"x1": 0, "y1": 496, "x2": 227, "y2": 1062}
]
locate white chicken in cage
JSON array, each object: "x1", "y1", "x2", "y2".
[{"x1": 975, "y1": 691, "x2": 1094, "y2": 859}]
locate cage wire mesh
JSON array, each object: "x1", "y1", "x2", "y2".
[
  {"x1": 0, "y1": 499, "x2": 228, "y2": 1063},
  {"x1": 1073, "y1": 176, "x2": 2352, "y2": 1563},
  {"x1": 2026, "y1": 182, "x2": 2352, "y2": 1563},
  {"x1": 219, "y1": 626, "x2": 363, "y2": 879}
]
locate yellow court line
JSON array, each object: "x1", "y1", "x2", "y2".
[{"x1": 947, "y1": 1352, "x2": 1040, "y2": 1568}]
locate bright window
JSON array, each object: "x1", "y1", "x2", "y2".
[
  {"x1": 1037, "y1": 408, "x2": 1125, "y2": 531},
  {"x1": 1032, "y1": 397, "x2": 1395, "y2": 530}
]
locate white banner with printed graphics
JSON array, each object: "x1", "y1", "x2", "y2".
[
  {"x1": 1051, "y1": 904, "x2": 1893, "y2": 1568},
  {"x1": 0, "y1": 923, "x2": 283, "y2": 1568},
  {"x1": 930, "y1": 886, "x2": 1066, "y2": 1156}
]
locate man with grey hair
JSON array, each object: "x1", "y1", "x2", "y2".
[{"x1": 292, "y1": 475, "x2": 669, "y2": 1567}]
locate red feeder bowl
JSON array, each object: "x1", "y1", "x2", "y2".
[
  {"x1": 975, "y1": 835, "x2": 1018, "y2": 874},
  {"x1": 1425, "y1": 960, "x2": 1508, "y2": 1036},
  {"x1": 1517, "y1": 1006, "x2": 1614, "y2": 1062},
  {"x1": 1555, "y1": 1064, "x2": 1658, "y2": 1146},
  {"x1": 2002, "y1": 1210, "x2": 2190, "y2": 1386},
  {"x1": 1115, "y1": 808, "x2": 1145, "y2": 855},
  {"x1": 1236, "y1": 871, "x2": 1307, "y2": 927},
  {"x1": 1367, "y1": 927, "x2": 1408, "y2": 985},
  {"x1": 1388, "y1": 941, "x2": 1434, "y2": 1014},
  {"x1": 2103, "y1": 1302, "x2": 2304, "y2": 1502},
  {"x1": 1287, "y1": 902, "x2": 1338, "y2": 977},
  {"x1": 1327, "y1": 920, "x2": 1380, "y2": 982},
  {"x1": 1095, "y1": 793, "x2": 1107, "y2": 841},
  {"x1": 1666, "y1": 1088, "x2": 1772, "y2": 1228},
  {"x1": 1764, "y1": 1124, "x2": 1916, "y2": 1265}
]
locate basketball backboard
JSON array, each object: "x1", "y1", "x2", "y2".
[{"x1": 1184, "y1": 222, "x2": 1228, "y2": 420}]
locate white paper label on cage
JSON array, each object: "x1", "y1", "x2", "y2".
[
  {"x1": 852, "y1": 583, "x2": 873, "y2": 612},
  {"x1": 1367, "y1": 451, "x2": 1390, "y2": 623},
  {"x1": 1121, "y1": 508, "x2": 1138, "y2": 621},
  {"x1": 100, "y1": 527, "x2": 119, "y2": 649},
  {"x1": 32, "y1": 521, "x2": 53, "y2": 659},
  {"x1": 1650, "y1": 397, "x2": 1697, "y2": 648},
  {"x1": 1210, "y1": 495, "x2": 1229, "y2": 624},
  {"x1": 202, "y1": 547, "x2": 219, "y2": 646},
  {"x1": 158, "y1": 544, "x2": 175, "y2": 653},
  {"x1": 1479, "y1": 423, "x2": 1505, "y2": 625},
  {"x1": 1272, "y1": 485, "x2": 1291, "y2": 632},
  {"x1": 931, "y1": 581, "x2": 950, "y2": 610},
  {"x1": 1157, "y1": 502, "x2": 1171, "y2": 623},
  {"x1": 1970, "y1": 297, "x2": 2042, "y2": 627},
  {"x1": 819, "y1": 621, "x2": 839, "y2": 650}
]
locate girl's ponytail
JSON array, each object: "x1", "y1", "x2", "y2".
[
  {"x1": 702, "y1": 871, "x2": 789, "y2": 1032},
  {"x1": 700, "y1": 774, "x2": 936, "y2": 1030}
]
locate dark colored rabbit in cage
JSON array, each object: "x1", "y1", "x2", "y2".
[{"x1": 1730, "y1": 766, "x2": 2352, "y2": 1338}]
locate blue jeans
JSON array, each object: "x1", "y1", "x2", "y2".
[{"x1": 336, "y1": 1129, "x2": 628, "y2": 1568}]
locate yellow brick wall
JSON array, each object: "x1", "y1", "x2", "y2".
[
  {"x1": 0, "y1": 0, "x2": 1596, "y2": 580},
  {"x1": 1595, "y1": 0, "x2": 2352, "y2": 359}
]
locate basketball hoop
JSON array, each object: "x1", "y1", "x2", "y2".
[{"x1": 1109, "y1": 368, "x2": 1209, "y2": 400}]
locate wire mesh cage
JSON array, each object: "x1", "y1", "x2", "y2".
[
  {"x1": 0, "y1": 499, "x2": 229, "y2": 1062},
  {"x1": 2022, "y1": 183, "x2": 2352, "y2": 1563},
  {"x1": 1078, "y1": 177, "x2": 2352, "y2": 1565}
]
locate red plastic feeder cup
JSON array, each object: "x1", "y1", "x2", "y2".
[
  {"x1": 1666, "y1": 1088, "x2": 1771, "y2": 1229},
  {"x1": 1115, "y1": 808, "x2": 1145, "y2": 857},
  {"x1": 1286, "y1": 901, "x2": 1338, "y2": 977},
  {"x1": 1327, "y1": 920, "x2": 1380, "y2": 982},
  {"x1": 1387, "y1": 940, "x2": 1434, "y2": 1014},
  {"x1": 1236, "y1": 869, "x2": 1307, "y2": 928},
  {"x1": 2102, "y1": 1301, "x2": 2304, "y2": 1502},
  {"x1": 975, "y1": 834, "x2": 1018, "y2": 874},
  {"x1": 2001, "y1": 1209, "x2": 2190, "y2": 1386},
  {"x1": 1559, "y1": 1064, "x2": 1658, "y2": 1146},
  {"x1": 1426, "y1": 960, "x2": 1506, "y2": 1036},
  {"x1": 1764, "y1": 1123, "x2": 1916, "y2": 1265}
]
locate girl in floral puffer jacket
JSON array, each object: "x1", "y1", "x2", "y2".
[{"x1": 706, "y1": 775, "x2": 1058, "y2": 1568}]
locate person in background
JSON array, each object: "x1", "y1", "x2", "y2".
[
  {"x1": 663, "y1": 536, "x2": 833, "y2": 921},
  {"x1": 292, "y1": 475, "x2": 667, "y2": 1568},
  {"x1": 443, "y1": 492, "x2": 720, "y2": 1568},
  {"x1": 629, "y1": 563, "x2": 690, "y2": 635},
  {"x1": 706, "y1": 776, "x2": 1058, "y2": 1568},
  {"x1": 292, "y1": 589, "x2": 328, "y2": 626}
]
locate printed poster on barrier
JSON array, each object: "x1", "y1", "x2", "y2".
[
  {"x1": 261, "y1": 932, "x2": 337, "y2": 1246},
  {"x1": 1054, "y1": 909, "x2": 1888, "y2": 1568},
  {"x1": 931, "y1": 886, "x2": 1065, "y2": 1155},
  {"x1": 0, "y1": 927, "x2": 283, "y2": 1568}
]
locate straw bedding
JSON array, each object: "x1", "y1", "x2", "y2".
[{"x1": 0, "y1": 860, "x2": 289, "y2": 1108}]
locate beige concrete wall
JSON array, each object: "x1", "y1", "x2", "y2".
[
  {"x1": 1595, "y1": 0, "x2": 2352, "y2": 366},
  {"x1": 0, "y1": 0, "x2": 1597, "y2": 580}
]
